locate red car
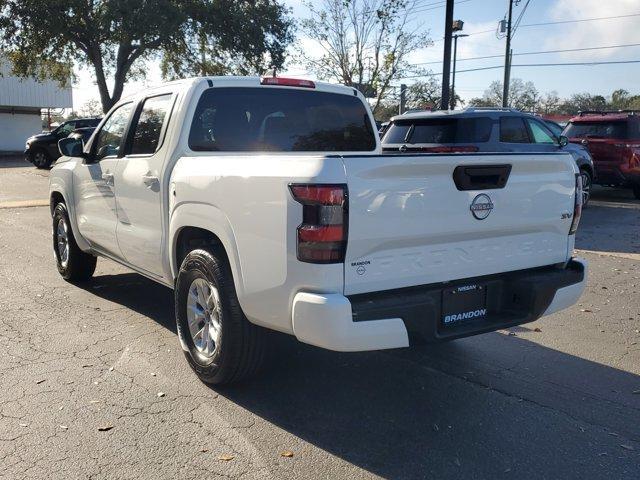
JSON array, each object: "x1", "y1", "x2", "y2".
[{"x1": 564, "y1": 111, "x2": 640, "y2": 199}]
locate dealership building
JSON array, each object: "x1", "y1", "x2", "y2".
[{"x1": 0, "y1": 60, "x2": 72, "y2": 152}]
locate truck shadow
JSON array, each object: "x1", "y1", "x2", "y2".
[{"x1": 83, "y1": 272, "x2": 640, "y2": 479}]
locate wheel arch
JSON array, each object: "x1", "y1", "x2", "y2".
[
  {"x1": 578, "y1": 163, "x2": 594, "y2": 177},
  {"x1": 50, "y1": 190, "x2": 65, "y2": 216},
  {"x1": 169, "y1": 203, "x2": 245, "y2": 299}
]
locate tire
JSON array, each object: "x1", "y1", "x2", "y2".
[
  {"x1": 175, "y1": 248, "x2": 266, "y2": 385},
  {"x1": 31, "y1": 149, "x2": 52, "y2": 169},
  {"x1": 579, "y1": 168, "x2": 592, "y2": 207},
  {"x1": 52, "y1": 203, "x2": 97, "y2": 281},
  {"x1": 633, "y1": 184, "x2": 640, "y2": 200}
]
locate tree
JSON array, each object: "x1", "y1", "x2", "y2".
[
  {"x1": 77, "y1": 99, "x2": 104, "y2": 118},
  {"x1": 558, "y1": 93, "x2": 607, "y2": 114},
  {"x1": 374, "y1": 101, "x2": 400, "y2": 122},
  {"x1": 470, "y1": 78, "x2": 539, "y2": 111},
  {"x1": 539, "y1": 91, "x2": 560, "y2": 114},
  {"x1": 406, "y1": 77, "x2": 441, "y2": 110},
  {"x1": 0, "y1": 0, "x2": 293, "y2": 113},
  {"x1": 404, "y1": 77, "x2": 463, "y2": 110},
  {"x1": 610, "y1": 89, "x2": 631, "y2": 110},
  {"x1": 297, "y1": 0, "x2": 431, "y2": 114}
]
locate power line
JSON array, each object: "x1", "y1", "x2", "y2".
[
  {"x1": 518, "y1": 12, "x2": 640, "y2": 28},
  {"x1": 431, "y1": 12, "x2": 640, "y2": 43},
  {"x1": 511, "y1": 0, "x2": 532, "y2": 39},
  {"x1": 402, "y1": 59, "x2": 640, "y2": 79},
  {"x1": 414, "y1": 42, "x2": 640, "y2": 65},
  {"x1": 410, "y1": 0, "x2": 475, "y2": 15}
]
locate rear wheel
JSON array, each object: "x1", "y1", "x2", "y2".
[
  {"x1": 175, "y1": 248, "x2": 266, "y2": 385},
  {"x1": 52, "y1": 203, "x2": 97, "y2": 281},
  {"x1": 632, "y1": 184, "x2": 640, "y2": 200},
  {"x1": 31, "y1": 149, "x2": 52, "y2": 169},
  {"x1": 579, "y1": 169, "x2": 592, "y2": 206}
]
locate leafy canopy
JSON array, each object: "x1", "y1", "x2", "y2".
[
  {"x1": 0, "y1": 0, "x2": 293, "y2": 112},
  {"x1": 297, "y1": 0, "x2": 431, "y2": 114}
]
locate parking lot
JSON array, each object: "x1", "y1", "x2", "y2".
[{"x1": 0, "y1": 156, "x2": 639, "y2": 479}]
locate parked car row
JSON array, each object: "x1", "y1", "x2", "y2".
[{"x1": 380, "y1": 107, "x2": 595, "y2": 205}]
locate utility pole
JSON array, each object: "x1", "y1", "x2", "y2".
[
  {"x1": 399, "y1": 84, "x2": 407, "y2": 114},
  {"x1": 440, "y1": 0, "x2": 455, "y2": 110},
  {"x1": 502, "y1": 0, "x2": 514, "y2": 107},
  {"x1": 450, "y1": 30, "x2": 468, "y2": 110}
]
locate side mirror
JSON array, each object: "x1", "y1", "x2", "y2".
[
  {"x1": 58, "y1": 137, "x2": 84, "y2": 158},
  {"x1": 558, "y1": 135, "x2": 569, "y2": 148}
]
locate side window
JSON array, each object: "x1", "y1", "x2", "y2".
[
  {"x1": 57, "y1": 122, "x2": 76, "y2": 137},
  {"x1": 93, "y1": 103, "x2": 134, "y2": 160},
  {"x1": 500, "y1": 117, "x2": 530, "y2": 143},
  {"x1": 129, "y1": 94, "x2": 173, "y2": 155},
  {"x1": 527, "y1": 119, "x2": 556, "y2": 144}
]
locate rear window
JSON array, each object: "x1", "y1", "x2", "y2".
[
  {"x1": 188, "y1": 87, "x2": 376, "y2": 152},
  {"x1": 564, "y1": 121, "x2": 628, "y2": 139},
  {"x1": 383, "y1": 117, "x2": 493, "y2": 144}
]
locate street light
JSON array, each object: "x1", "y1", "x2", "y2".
[{"x1": 450, "y1": 32, "x2": 468, "y2": 110}]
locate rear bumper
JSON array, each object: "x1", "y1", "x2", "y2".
[
  {"x1": 594, "y1": 162, "x2": 640, "y2": 186},
  {"x1": 292, "y1": 259, "x2": 587, "y2": 351}
]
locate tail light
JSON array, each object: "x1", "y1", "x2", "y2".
[
  {"x1": 290, "y1": 184, "x2": 347, "y2": 263},
  {"x1": 569, "y1": 174, "x2": 583, "y2": 235},
  {"x1": 261, "y1": 77, "x2": 316, "y2": 88}
]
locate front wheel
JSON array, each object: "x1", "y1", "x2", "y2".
[
  {"x1": 175, "y1": 248, "x2": 266, "y2": 385},
  {"x1": 31, "y1": 149, "x2": 52, "y2": 169},
  {"x1": 52, "y1": 203, "x2": 97, "y2": 281},
  {"x1": 579, "y1": 169, "x2": 592, "y2": 207}
]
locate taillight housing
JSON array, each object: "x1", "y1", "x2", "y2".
[
  {"x1": 569, "y1": 173, "x2": 583, "y2": 235},
  {"x1": 261, "y1": 77, "x2": 316, "y2": 88},
  {"x1": 290, "y1": 184, "x2": 347, "y2": 263}
]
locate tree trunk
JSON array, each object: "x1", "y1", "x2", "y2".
[{"x1": 88, "y1": 47, "x2": 115, "y2": 114}]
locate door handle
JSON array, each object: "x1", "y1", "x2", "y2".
[
  {"x1": 142, "y1": 174, "x2": 159, "y2": 187},
  {"x1": 101, "y1": 172, "x2": 114, "y2": 185}
]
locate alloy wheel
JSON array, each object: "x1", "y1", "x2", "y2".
[
  {"x1": 56, "y1": 218, "x2": 70, "y2": 268},
  {"x1": 186, "y1": 278, "x2": 222, "y2": 358}
]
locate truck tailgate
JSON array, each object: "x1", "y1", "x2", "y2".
[{"x1": 341, "y1": 153, "x2": 577, "y2": 295}]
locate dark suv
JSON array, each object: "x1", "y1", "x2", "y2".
[
  {"x1": 381, "y1": 108, "x2": 595, "y2": 204},
  {"x1": 564, "y1": 111, "x2": 640, "y2": 199},
  {"x1": 24, "y1": 117, "x2": 102, "y2": 168}
]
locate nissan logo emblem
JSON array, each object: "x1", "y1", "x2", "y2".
[{"x1": 470, "y1": 194, "x2": 494, "y2": 220}]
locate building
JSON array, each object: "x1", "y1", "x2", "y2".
[{"x1": 0, "y1": 59, "x2": 72, "y2": 152}]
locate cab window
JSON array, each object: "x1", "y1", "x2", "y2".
[
  {"x1": 129, "y1": 94, "x2": 172, "y2": 155},
  {"x1": 189, "y1": 87, "x2": 376, "y2": 152},
  {"x1": 93, "y1": 103, "x2": 134, "y2": 160}
]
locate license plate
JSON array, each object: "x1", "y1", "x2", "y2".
[{"x1": 441, "y1": 283, "x2": 487, "y2": 327}]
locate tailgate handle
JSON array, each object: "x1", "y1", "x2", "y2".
[{"x1": 453, "y1": 164, "x2": 512, "y2": 191}]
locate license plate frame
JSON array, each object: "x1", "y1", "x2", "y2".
[{"x1": 441, "y1": 283, "x2": 488, "y2": 327}]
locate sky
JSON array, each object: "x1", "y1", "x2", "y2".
[{"x1": 71, "y1": 0, "x2": 640, "y2": 110}]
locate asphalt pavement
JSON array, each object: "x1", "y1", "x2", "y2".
[{"x1": 0, "y1": 157, "x2": 639, "y2": 479}]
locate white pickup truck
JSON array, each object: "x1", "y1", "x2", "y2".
[{"x1": 50, "y1": 76, "x2": 587, "y2": 384}]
